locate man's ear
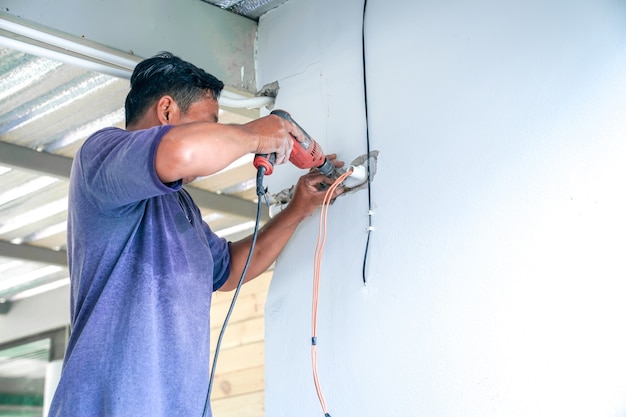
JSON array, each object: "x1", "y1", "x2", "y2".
[{"x1": 156, "y1": 96, "x2": 179, "y2": 125}]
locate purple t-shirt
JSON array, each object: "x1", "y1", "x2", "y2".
[{"x1": 49, "y1": 126, "x2": 230, "y2": 417}]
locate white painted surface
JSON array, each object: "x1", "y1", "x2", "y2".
[
  {"x1": 258, "y1": 0, "x2": 626, "y2": 416},
  {"x1": 43, "y1": 359, "x2": 63, "y2": 417},
  {"x1": 0, "y1": 0, "x2": 257, "y2": 91},
  {"x1": 0, "y1": 286, "x2": 69, "y2": 344}
]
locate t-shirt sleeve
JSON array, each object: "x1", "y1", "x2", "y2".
[
  {"x1": 77, "y1": 126, "x2": 179, "y2": 210},
  {"x1": 202, "y1": 221, "x2": 231, "y2": 291}
]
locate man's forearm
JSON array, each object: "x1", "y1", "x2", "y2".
[
  {"x1": 219, "y1": 205, "x2": 305, "y2": 291},
  {"x1": 219, "y1": 168, "x2": 344, "y2": 292}
]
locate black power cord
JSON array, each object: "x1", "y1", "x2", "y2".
[
  {"x1": 202, "y1": 0, "x2": 373, "y2": 410},
  {"x1": 361, "y1": 0, "x2": 373, "y2": 285},
  {"x1": 201, "y1": 166, "x2": 268, "y2": 417}
]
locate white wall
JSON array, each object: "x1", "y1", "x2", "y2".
[
  {"x1": 258, "y1": 1, "x2": 626, "y2": 416},
  {"x1": 0, "y1": 286, "x2": 69, "y2": 344}
]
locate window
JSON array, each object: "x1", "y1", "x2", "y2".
[{"x1": 0, "y1": 328, "x2": 66, "y2": 417}]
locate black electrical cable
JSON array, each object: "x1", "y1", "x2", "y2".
[
  {"x1": 361, "y1": 0, "x2": 373, "y2": 285},
  {"x1": 202, "y1": 2, "x2": 372, "y2": 411},
  {"x1": 201, "y1": 166, "x2": 267, "y2": 417}
]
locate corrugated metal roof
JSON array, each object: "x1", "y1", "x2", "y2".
[
  {"x1": 0, "y1": 2, "x2": 286, "y2": 412},
  {"x1": 0, "y1": 46, "x2": 263, "y2": 303},
  {"x1": 202, "y1": 0, "x2": 289, "y2": 20}
]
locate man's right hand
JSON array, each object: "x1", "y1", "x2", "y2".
[{"x1": 244, "y1": 114, "x2": 301, "y2": 164}]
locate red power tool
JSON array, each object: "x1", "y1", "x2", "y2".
[{"x1": 253, "y1": 110, "x2": 336, "y2": 177}]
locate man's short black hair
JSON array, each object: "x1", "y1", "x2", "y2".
[{"x1": 125, "y1": 52, "x2": 225, "y2": 126}]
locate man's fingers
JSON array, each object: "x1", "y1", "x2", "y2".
[
  {"x1": 273, "y1": 133, "x2": 294, "y2": 165},
  {"x1": 303, "y1": 172, "x2": 340, "y2": 192},
  {"x1": 327, "y1": 154, "x2": 345, "y2": 168},
  {"x1": 285, "y1": 120, "x2": 306, "y2": 144}
]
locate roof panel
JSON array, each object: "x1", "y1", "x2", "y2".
[{"x1": 0, "y1": 46, "x2": 260, "y2": 302}]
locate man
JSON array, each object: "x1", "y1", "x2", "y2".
[{"x1": 49, "y1": 52, "x2": 343, "y2": 417}]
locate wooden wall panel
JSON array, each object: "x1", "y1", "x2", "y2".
[
  {"x1": 210, "y1": 366, "x2": 264, "y2": 400},
  {"x1": 209, "y1": 271, "x2": 271, "y2": 416},
  {"x1": 211, "y1": 392, "x2": 264, "y2": 417}
]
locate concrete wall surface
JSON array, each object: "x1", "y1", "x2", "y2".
[{"x1": 258, "y1": 0, "x2": 626, "y2": 416}]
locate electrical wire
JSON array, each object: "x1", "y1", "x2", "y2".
[
  {"x1": 361, "y1": 0, "x2": 373, "y2": 285},
  {"x1": 201, "y1": 166, "x2": 267, "y2": 417},
  {"x1": 311, "y1": 169, "x2": 353, "y2": 417},
  {"x1": 203, "y1": 0, "x2": 372, "y2": 410}
]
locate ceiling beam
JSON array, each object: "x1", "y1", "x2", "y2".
[
  {"x1": 0, "y1": 240, "x2": 67, "y2": 266},
  {"x1": 0, "y1": 141, "x2": 268, "y2": 221},
  {"x1": 0, "y1": 141, "x2": 71, "y2": 179},
  {"x1": 184, "y1": 187, "x2": 268, "y2": 222}
]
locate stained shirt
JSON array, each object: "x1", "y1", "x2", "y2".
[{"x1": 49, "y1": 125, "x2": 230, "y2": 417}]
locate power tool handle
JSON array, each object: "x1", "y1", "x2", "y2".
[
  {"x1": 253, "y1": 152, "x2": 276, "y2": 176},
  {"x1": 270, "y1": 109, "x2": 313, "y2": 148},
  {"x1": 253, "y1": 110, "x2": 295, "y2": 176}
]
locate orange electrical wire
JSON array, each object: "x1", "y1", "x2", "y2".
[{"x1": 311, "y1": 169, "x2": 353, "y2": 417}]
